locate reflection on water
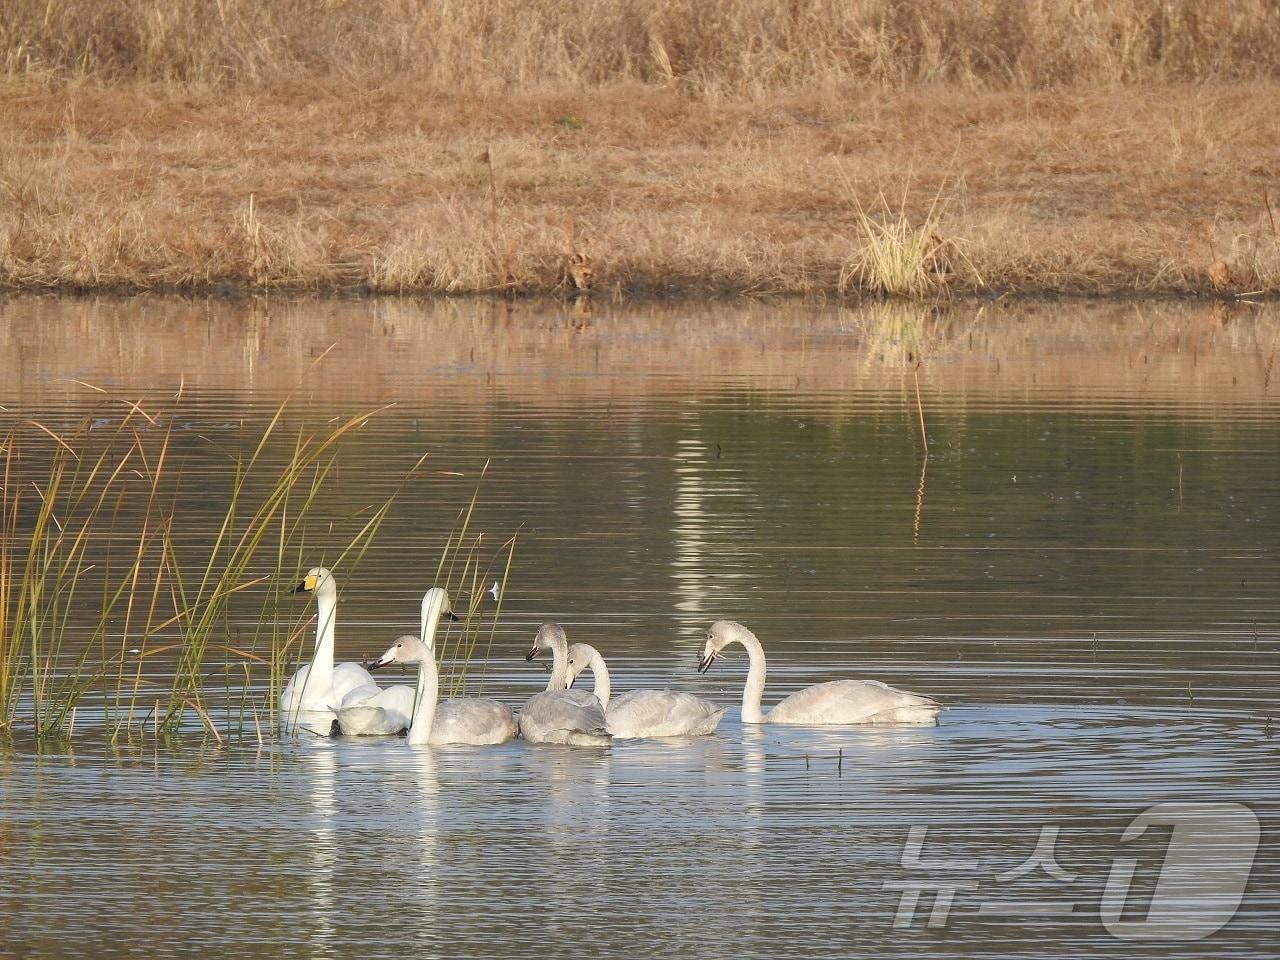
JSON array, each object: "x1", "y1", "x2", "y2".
[
  {"x1": 1, "y1": 295, "x2": 1278, "y2": 957},
  {"x1": 1, "y1": 710, "x2": 1274, "y2": 959},
  {"x1": 302, "y1": 748, "x2": 338, "y2": 958}
]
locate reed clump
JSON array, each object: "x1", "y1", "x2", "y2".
[
  {"x1": 0, "y1": 391, "x2": 412, "y2": 740},
  {"x1": 838, "y1": 181, "x2": 975, "y2": 298}
]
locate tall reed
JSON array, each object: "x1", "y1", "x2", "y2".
[
  {"x1": 424, "y1": 465, "x2": 521, "y2": 697},
  {"x1": 0, "y1": 390, "x2": 417, "y2": 740}
]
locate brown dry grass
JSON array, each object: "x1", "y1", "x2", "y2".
[
  {"x1": 0, "y1": 1, "x2": 1278, "y2": 297},
  {"x1": 4, "y1": 0, "x2": 1279, "y2": 91}
]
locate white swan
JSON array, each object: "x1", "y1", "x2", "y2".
[
  {"x1": 340, "y1": 588, "x2": 517, "y2": 745},
  {"x1": 564, "y1": 642, "x2": 724, "y2": 739},
  {"x1": 697, "y1": 620, "x2": 942, "y2": 725},
  {"x1": 518, "y1": 624, "x2": 611, "y2": 747},
  {"x1": 330, "y1": 584, "x2": 457, "y2": 736},
  {"x1": 280, "y1": 567, "x2": 379, "y2": 718}
]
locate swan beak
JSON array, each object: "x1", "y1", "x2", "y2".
[
  {"x1": 696, "y1": 651, "x2": 717, "y2": 674},
  {"x1": 447, "y1": 610, "x2": 460, "y2": 622},
  {"x1": 524, "y1": 643, "x2": 540, "y2": 662},
  {"x1": 368, "y1": 655, "x2": 393, "y2": 671},
  {"x1": 566, "y1": 673, "x2": 577, "y2": 689},
  {"x1": 289, "y1": 573, "x2": 317, "y2": 594}
]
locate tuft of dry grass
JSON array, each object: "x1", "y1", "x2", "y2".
[{"x1": 837, "y1": 178, "x2": 975, "y2": 298}]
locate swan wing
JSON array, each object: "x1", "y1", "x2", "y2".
[
  {"x1": 279, "y1": 664, "x2": 310, "y2": 714},
  {"x1": 767, "y1": 679, "x2": 941, "y2": 726},
  {"x1": 280, "y1": 664, "x2": 345, "y2": 714},
  {"x1": 432, "y1": 698, "x2": 518, "y2": 745},
  {"x1": 607, "y1": 689, "x2": 725, "y2": 739},
  {"x1": 518, "y1": 691, "x2": 611, "y2": 745},
  {"x1": 332, "y1": 662, "x2": 378, "y2": 703}
]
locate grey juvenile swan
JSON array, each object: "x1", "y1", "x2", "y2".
[
  {"x1": 518, "y1": 624, "x2": 611, "y2": 747},
  {"x1": 340, "y1": 588, "x2": 517, "y2": 745},
  {"x1": 697, "y1": 620, "x2": 942, "y2": 725},
  {"x1": 564, "y1": 642, "x2": 724, "y2": 739}
]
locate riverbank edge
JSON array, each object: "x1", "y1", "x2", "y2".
[{"x1": 1, "y1": 280, "x2": 1275, "y2": 304}]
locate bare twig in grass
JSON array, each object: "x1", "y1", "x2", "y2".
[
  {"x1": 562, "y1": 216, "x2": 595, "y2": 293},
  {"x1": 243, "y1": 194, "x2": 273, "y2": 287},
  {"x1": 911, "y1": 361, "x2": 928, "y2": 457},
  {"x1": 482, "y1": 147, "x2": 517, "y2": 292}
]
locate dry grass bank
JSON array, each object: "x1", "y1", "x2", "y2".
[
  {"x1": 3, "y1": 0, "x2": 1279, "y2": 90},
  {"x1": 0, "y1": 1, "x2": 1277, "y2": 298},
  {"x1": 1, "y1": 81, "x2": 1277, "y2": 297}
]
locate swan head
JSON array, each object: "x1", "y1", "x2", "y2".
[
  {"x1": 369, "y1": 634, "x2": 429, "y2": 669},
  {"x1": 419, "y1": 587, "x2": 460, "y2": 649},
  {"x1": 289, "y1": 566, "x2": 335, "y2": 598},
  {"x1": 697, "y1": 620, "x2": 749, "y2": 673},
  {"x1": 526, "y1": 622, "x2": 567, "y2": 661},
  {"x1": 564, "y1": 642, "x2": 595, "y2": 689}
]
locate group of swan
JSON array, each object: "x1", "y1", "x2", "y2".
[
  {"x1": 282, "y1": 571, "x2": 516, "y2": 745},
  {"x1": 517, "y1": 624, "x2": 612, "y2": 746},
  {"x1": 281, "y1": 567, "x2": 942, "y2": 748}
]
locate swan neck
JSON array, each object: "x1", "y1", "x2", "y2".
[
  {"x1": 310, "y1": 589, "x2": 337, "y2": 694},
  {"x1": 420, "y1": 597, "x2": 445, "y2": 651},
  {"x1": 738, "y1": 631, "x2": 767, "y2": 723},
  {"x1": 589, "y1": 649, "x2": 611, "y2": 708},
  {"x1": 407, "y1": 649, "x2": 438, "y2": 746},
  {"x1": 545, "y1": 635, "x2": 569, "y2": 691}
]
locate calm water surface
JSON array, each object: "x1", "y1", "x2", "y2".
[{"x1": 1, "y1": 297, "x2": 1278, "y2": 958}]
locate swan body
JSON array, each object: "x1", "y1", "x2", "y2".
[
  {"x1": 280, "y1": 567, "x2": 379, "y2": 719},
  {"x1": 565, "y1": 642, "x2": 724, "y2": 739},
  {"x1": 430, "y1": 697, "x2": 518, "y2": 746},
  {"x1": 697, "y1": 620, "x2": 941, "y2": 725},
  {"x1": 352, "y1": 589, "x2": 517, "y2": 745},
  {"x1": 519, "y1": 625, "x2": 611, "y2": 747},
  {"x1": 333, "y1": 685, "x2": 415, "y2": 736},
  {"x1": 342, "y1": 697, "x2": 517, "y2": 743}
]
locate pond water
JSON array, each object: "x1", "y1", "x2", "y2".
[{"x1": 1, "y1": 296, "x2": 1278, "y2": 958}]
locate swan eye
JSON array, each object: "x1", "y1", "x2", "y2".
[{"x1": 396, "y1": 643, "x2": 403, "y2": 648}]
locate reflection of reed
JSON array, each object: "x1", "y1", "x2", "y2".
[
  {"x1": 2, "y1": 297, "x2": 1277, "y2": 406},
  {"x1": 913, "y1": 457, "x2": 927, "y2": 545},
  {"x1": 911, "y1": 359, "x2": 929, "y2": 544}
]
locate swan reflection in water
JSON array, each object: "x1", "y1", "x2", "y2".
[{"x1": 301, "y1": 748, "x2": 337, "y2": 952}]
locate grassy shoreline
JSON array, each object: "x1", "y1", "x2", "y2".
[{"x1": 2, "y1": 79, "x2": 1278, "y2": 300}]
